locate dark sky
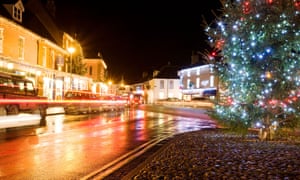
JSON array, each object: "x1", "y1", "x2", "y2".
[{"x1": 54, "y1": 1, "x2": 222, "y2": 84}]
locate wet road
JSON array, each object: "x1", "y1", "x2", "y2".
[{"x1": 0, "y1": 104, "x2": 216, "y2": 179}]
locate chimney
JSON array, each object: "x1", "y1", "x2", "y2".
[{"x1": 191, "y1": 51, "x2": 199, "y2": 65}]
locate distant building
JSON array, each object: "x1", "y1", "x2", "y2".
[
  {"x1": 82, "y1": 57, "x2": 108, "y2": 94},
  {"x1": 145, "y1": 64, "x2": 181, "y2": 103},
  {"x1": 178, "y1": 61, "x2": 217, "y2": 101}
]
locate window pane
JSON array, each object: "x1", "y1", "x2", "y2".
[
  {"x1": 160, "y1": 80, "x2": 164, "y2": 89},
  {"x1": 169, "y1": 80, "x2": 174, "y2": 89}
]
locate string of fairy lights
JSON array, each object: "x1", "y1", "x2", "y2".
[{"x1": 205, "y1": 0, "x2": 300, "y2": 129}]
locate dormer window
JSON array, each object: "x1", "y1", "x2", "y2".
[
  {"x1": 13, "y1": 6, "x2": 22, "y2": 21},
  {"x1": 3, "y1": 0, "x2": 25, "y2": 23},
  {"x1": 12, "y1": 0, "x2": 24, "y2": 22}
]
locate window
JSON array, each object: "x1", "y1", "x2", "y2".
[
  {"x1": 89, "y1": 66, "x2": 92, "y2": 75},
  {"x1": 50, "y1": 50, "x2": 55, "y2": 68},
  {"x1": 160, "y1": 80, "x2": 164, "y2": 89},
  {"x1": 18, "y1": 37, "x2": 24, "y2": 59},
  {"x1": 210, "y1": 75, "x2": 215, "y2": 87},
  {"x1": 25, "y1": 81, "x2": 35, "y2": 95},
  {"x1": 1, "y1": 78, "x2": 11, "y2": 92},
  {"x1": 0, "y1": 28, "x2": 3, "y2": 53},
  {"x1": 0, "y1": 77, "x2": 10, "y2": 92},
  {"x1": 13, "y1": 6, "x2": 22, "y2": 22},
  {"x1": 42, "y1": 46, "x2": 47, "y2": 67},
  {"x1": 196, "y1": 77, "x2": 200, "y2": 88},
  {"x1": 169, "y1": 80, "x2": 174, "y2": 89},
  {"x1": 15, "y1": 81, "x2": 25, "y2": 95},
  {"x1": 196, "y1": 68, "x2": 200, "y2": 75},
  {"x1": 26, "y1": 81, "x2": 34, "y2": 91}
]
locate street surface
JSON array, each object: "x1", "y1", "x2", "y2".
[{"x1": 0, "y1": 104, "x2": 216, "y2": 179}]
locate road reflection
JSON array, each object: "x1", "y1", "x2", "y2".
[
  {"x1": 44, "y1": 114, "x2": 65, "y2": 133},
  {"x1": 0, "y1": 105, "x2": 216, "y2": 179}
]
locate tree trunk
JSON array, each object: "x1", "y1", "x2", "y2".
[{"x1": 258, "y1": 114, "x2": 275, "y2": 141}]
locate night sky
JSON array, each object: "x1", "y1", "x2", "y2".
[{"x1": 54, "y1": 1, "x2": 222, "y2": 84}]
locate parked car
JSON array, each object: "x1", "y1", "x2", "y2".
[
  {"x1": 64, "y1": 91, "x2": 127, "y2": 114},
  {"x1": 64, "y1": 90, "x2": 97, "y2": 114},
  {"x1": 129, "y1": 94, "x2": 144, "y2": 105},
  {"x1": 0, "y1": 71, "x2": 48, "y2": 122}
]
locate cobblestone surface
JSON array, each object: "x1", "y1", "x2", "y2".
[{"x1": 104, "y1": 129, "x2": 300, "y2": 180}]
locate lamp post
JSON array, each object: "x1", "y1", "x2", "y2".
[{"x1": 67, "y1": 47, "x2": 75, "y2": 73}]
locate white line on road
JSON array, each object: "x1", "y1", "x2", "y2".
[{"x1": 81, "y1": 135, "x2": 172, "y2": 180}]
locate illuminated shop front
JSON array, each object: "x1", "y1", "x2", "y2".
[{"x1": 0, "y1": 56, "x2": 92, "y2": 100}]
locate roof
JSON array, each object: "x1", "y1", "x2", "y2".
[
  {"x1": 0, "y1": 0, "x2": 63, "y2": 45},
  {"x1": 23, "y1": 0, "x2": 62, "y2": 45},
  {"x1": 0, "y1": 1, "x2": 16, "y2": 19},
  {"x1": 154, "y1": 64, "x2": 180, "y2": 79},
  {"x1": 180, "y1": 61, "x2": 206, "y2": 70},
  {"x1": 1, "y1": 0, "x2": 19, "y2": 4}
]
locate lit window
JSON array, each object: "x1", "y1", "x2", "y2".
[
  {"x1": 17, "y1": 82, "x2": 25, "y2": 92},
  {"x1": 196, "y1": 78, "x2": 200, "y2": 88},
  {"x1": 26, "y1": 82, "x2": 35, "y2": 95},
  {"x1": 210, "y1": 75, "x2": 214, "y2": 87},
  {"x1": 18, "y1": 37, "x2": 24, "y2": 60}
]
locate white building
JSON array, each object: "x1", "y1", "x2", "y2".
[
  {"x1": 178, "y1": 62, "x2": 218, "y2": 101},
  {"x1": 145, "y1": 64, "x2": 181, "y2": 104}
]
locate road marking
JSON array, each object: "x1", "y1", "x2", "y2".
[{"x1": 81, "y1": 135, "x2": 171, "y2": 180}]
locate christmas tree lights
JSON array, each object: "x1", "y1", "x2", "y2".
[{"x1": 206, "y1": 0, "x2": 300, "y2": 137}]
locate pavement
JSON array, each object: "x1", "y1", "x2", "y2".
[
  {"x1": 46, "y1": 106, "x2": 65, "y2": 115},
  {"x1": 103, "y1": 128, "x2": 300, "y2": 180}
]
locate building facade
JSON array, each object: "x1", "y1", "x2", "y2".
[
  {"x1": 82, "y1": 57, "x2": 108, "y2": 95},
  {"x1": 142, "y1": 64, "x2": 181, "y2": 104},
  {"x1": 178, "y1": 63, "x2": 218, "y2": 101},
  {"x1": 146, "y1": 78, "x2": 181, "y2": 103},
  {"x1": 0, "y1": 0, "x2": 93, "y2": 100}
]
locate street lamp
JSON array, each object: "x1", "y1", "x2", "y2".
[
  {"x1": 108, "y1": 80, "x2": 113, "y2": 94},
  {"x1": 67, "y1": 47, "x2": 75, "y2": 73}
]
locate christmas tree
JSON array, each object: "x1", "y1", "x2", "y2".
[{"x1": 205, "y1": 0, "x2": 300, "y2": 139}]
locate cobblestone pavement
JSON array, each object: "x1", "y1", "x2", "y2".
[{"x1": 104, "y1": 129, "x2": 300, "y2": 180}]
